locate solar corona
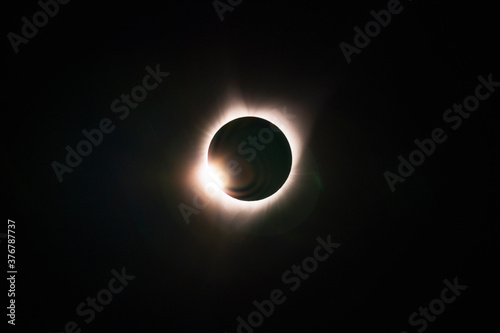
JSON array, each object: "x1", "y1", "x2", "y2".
[{"x1": 195, "y1": 103, "x2": 304, "y2": 216}]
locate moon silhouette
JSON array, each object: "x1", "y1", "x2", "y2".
[{"x1": 208, "y1": 116, "x2": 292, "y2": 201}]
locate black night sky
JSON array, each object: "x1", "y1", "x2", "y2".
[{"x1": 3, "y1": 0, "x2": 499, "y2": 332}]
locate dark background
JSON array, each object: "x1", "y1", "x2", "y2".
[{"x1": 3, "y1": 0, "x2": 499, "y2": 332}]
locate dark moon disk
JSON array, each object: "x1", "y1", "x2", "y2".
[{"x1": 208, "y1": 116, "x2": 292, "y2": 201}]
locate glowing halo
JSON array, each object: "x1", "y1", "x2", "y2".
[{"x1": 191, "y1": 101, "x2": 306, "y2": 221}]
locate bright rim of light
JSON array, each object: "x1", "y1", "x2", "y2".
[{"x1": 191, "y1": 101, "x2": 304, "y2": 216}]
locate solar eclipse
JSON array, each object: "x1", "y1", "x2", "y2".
[
  {"x1": 179, "y1": 101, "x2": 320, "y2": 233},
  {"x1": 195, "y1": 103, "x2": 303, "y2": 212}
]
